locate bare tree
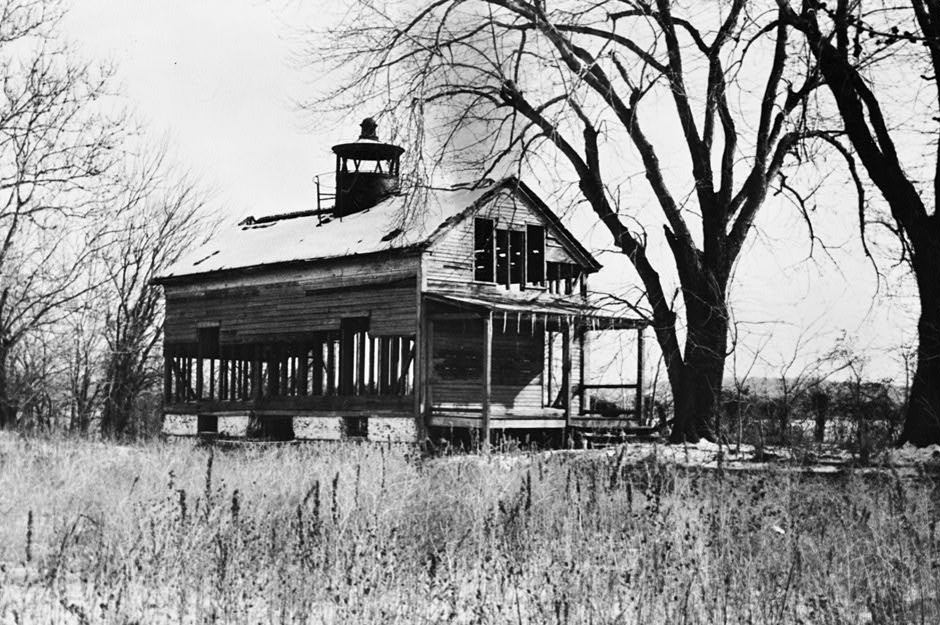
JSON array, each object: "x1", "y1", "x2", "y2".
[
  {"x1": 762, "y1": 324, "x2": 854, "y2": 442},
  {"x1": 97, "y1": 152, "x2": 209, "y2": 438},
  {"x1": 309, "y1": 0, "x2": 823, "y2": 440},
  {"x1": 9, "y1": 330, "x2": 61, "y2": 431},
  {"x1": 778, "y1": 0, "x2": 940, "y2": 445},
  {"x1": 726, "y1": 319, "x2": 772, "y2": 450},
  {"x1": 0, "y1": 0, "x2": 122, "y2": 427},
  {"x1": 63, "y1": 285, "x2": 104, "y2": 433}
]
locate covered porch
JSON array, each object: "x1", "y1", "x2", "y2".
[
  {"x1": 423, "y1": 293, "x2": 649, "y2": 443},
  {"x1": 162, "y1": 322, "x2": 418, "y2": 440}
]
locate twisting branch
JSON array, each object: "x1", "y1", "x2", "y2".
[{"x1": 310, "y1": 0, "x2": 824, "y2": 441}]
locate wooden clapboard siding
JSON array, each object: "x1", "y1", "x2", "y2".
[
  {"x1": 430, "y1": 319, "x2": 545, "y2": 415},
  {"x1": 545, "y1": 233, "x2": 574, "y2": 263},
  {"x1": 164, "y1": 254, "x2": 420, "y2": 343},
  {"x1": 423, "y1": 189, "x2": 580, "y2": 284},
  {"x1": 425, "y1": 217, "x2": 472, "y2": 282}
]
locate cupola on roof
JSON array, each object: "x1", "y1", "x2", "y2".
[
  {"x1": 331, "y1": 117, "x2": 405, "y2": 161},
  {"x1": 330, "y1": 117, "x2": 405, "y2": 217}
]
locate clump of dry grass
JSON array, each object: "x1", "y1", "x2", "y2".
[{"x1": 0, "y1": 434, "x2": 937, "y2": 624}]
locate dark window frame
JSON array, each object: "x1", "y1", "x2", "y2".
[
  {"x1": 476, "y1": 220, "x2": 549, "y2": 289},
  {"x1": 474, "y1": 218, "x2": 495, "y2": 282},
  {"x1": 526, "y1": 224, "x2": 545, "y2": 284},
  {"x1": 509, "y1": 229, "x2": 526, "y2": 286}
]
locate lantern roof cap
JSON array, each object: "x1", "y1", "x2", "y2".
[{"x1": 332, "y1": 117, "x2": 404, "y2": 160}]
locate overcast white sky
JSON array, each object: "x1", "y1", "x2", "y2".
[
  {"x1": 65, "y1": 1, "x2": 335, "y2": 217},
  {"x1": 61, "y1": 1, "x2": 920, "y2": 383}
]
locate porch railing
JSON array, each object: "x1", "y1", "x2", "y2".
[{"x1": 579, "y1": 383, "x2": 643, "y2": 422}]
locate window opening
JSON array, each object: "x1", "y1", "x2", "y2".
[
  {"x1": 197, "y1": 414, "x2": 218, "y2": 434},
  {"x1": 526, "y1": 225, "x2": 545, "y2": 284},
  {"x1": 475, "y1": 220, "x2": 548, "y2": 289},
  {"x1": 547, "y1": 262, "x2": 581, "y2": 294},
  {"x1": 343, "y1": 415, "x2": 368, "y2": 438},
  {"x1": 474, "y1": 218, "x2": 494, "y2": 282},
  {"x1": 509, "y1": 229, "x2": 525, "y2": 286}
]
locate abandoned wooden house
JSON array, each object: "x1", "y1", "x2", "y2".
[{"x1": 154, "y1": 118, "x2": 648, "y2": 444}]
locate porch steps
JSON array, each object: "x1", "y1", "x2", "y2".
[{"x1": 574, "y1": 424, "x2": 661, "y2": 448}]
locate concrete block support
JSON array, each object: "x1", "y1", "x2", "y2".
[
  {"x1": 294, "y1": 416, "x2": 343, "y2": 440},
  {"x1": 368, "y1": 417, "x2": 419, "y2": 443},
  {"x1": 218, "y1": 415, "x2": 250, "y2": 438},
  {"x1": 163, "y1": 414, "x2": 198, "y2": 437}
]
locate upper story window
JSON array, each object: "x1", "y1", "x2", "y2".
[
  {"x1": 474, "y1": 218, "x2": 495, "y2": 281},
  {"x1": 547, "y1": 261, "x2": 583, "y2": 295},
  {"x1": 197, "y1": 325, "x2": 220, "y2": 358},
  {"x1": 474, "y1": 218, "x2": 549, "y2": 288}
]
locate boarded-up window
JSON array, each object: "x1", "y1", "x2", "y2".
[
  {"x1": 197, "y1": 326, "x2": 220, "y2": 358},
  {"x1": 474, "y1": 218, "x2": 494, "y2": 282},
  {"x1": 493, "y1": 330, "x2": 542, "y2": 386},
  {"x1": 526, "y1": 225, "x2": 545, "y2": 284},
  {"x1": 432, "y1": 319, "x2": 483, "y2": 380}
]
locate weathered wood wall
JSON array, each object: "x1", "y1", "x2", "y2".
[
  {"x1": 423, "y1": 189, "x2": 580, "y2": 288},
  {"x1": 164, "y1": 254, "x2": 420, "y2": 344},
  {"x1": 430, "y1": 318, "x2": 581, "y2": 417}
]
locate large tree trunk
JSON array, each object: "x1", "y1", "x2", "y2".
[
  {"x1": 100, "y1": 347, "x2": 142, "y2": 438},
  {"x1": 900, "y1": 255, "x2": 940, "y2": 446},
  {"x1": 100, "y1": 380, "x2": 131, "y2": 439},
  {"x1": 668, "y1": 286, "x2": 728, "y2": 443},
  {"x1": 778, "y1": 6, "x2": 940, "y2": 448},
  {"x1": 0, "y1": 343, "x2": 15, "y2": 429},
  {"x1": 670, "y1": 357, "x2": 724, "y2": 442},
  {"x1": 100, "y1": 357, "x2": 123, "y2": 438}
]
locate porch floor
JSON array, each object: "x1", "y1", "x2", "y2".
[{"x1": 430, "y1": 409, "x2": 649, "y2": 431}]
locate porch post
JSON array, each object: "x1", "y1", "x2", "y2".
[
  {"x1": 482, "y1": 311, "x2": 493, "y2": 452},
  {"x1": 195, "y1": 337, "x2": 204, "y2": 400},
  {"x1": 578, "y1": 323, "x2": 587, "y2": 415},
  {"x1": 252, "y1": 345, "x2": 263, "y2": 402},
  {"x1": 163, "y1": 345, "x2": 172, "y2": 403},
  {"x1": 414, "y1": 274, "x2": 428, "y2": 443},
  {"x1": 635, "y1": 327, "x2": 645, "y2": 422},
  {"x1": 340, "y1": 320, "x2": 355, "y2": 396},
  {"x1": 425, "y1": 319, "x2": 435, "y2": 427},
  {"x1": 562, "y1": 319, "x2": 572, "y2": 433},
  {"x1": 219, "y1": 344, "x2": 228, "y2": 400}
]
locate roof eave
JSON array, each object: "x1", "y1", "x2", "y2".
[
  {"x1": 509, "y1": 177, "x2": 603, "y2": 273},
  {"x1": 151, "y1": 245, "x2": 425, "y2": 287}
]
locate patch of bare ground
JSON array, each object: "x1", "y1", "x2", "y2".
[{"x1": 1, "y1": 434, "x2": 938, "y2": 623}]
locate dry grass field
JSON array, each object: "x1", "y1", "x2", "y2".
[{"x1": 0, "y1": 435, "x2": 938, "y2": 624}]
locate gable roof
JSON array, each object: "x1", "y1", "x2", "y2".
[
  {"x1": 155, "y1": 177, "x2": 600, "y2": 283},
  {"x1": 499, "y1": 178, "x2": 601, "y2": 272}
]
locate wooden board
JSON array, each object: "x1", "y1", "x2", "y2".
[
  {"x1": 430, "y1": 414, "x2": 567, "y2": 429},
  {"x1": 165, "y1": 393, "x2": 413, "y2": 414},
  {"x1": 165, "y1": 263, "x2": 419, "y2": 343},
  {"x1": 430, "y1": 318, "x2": 547, "y2": 413}
]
